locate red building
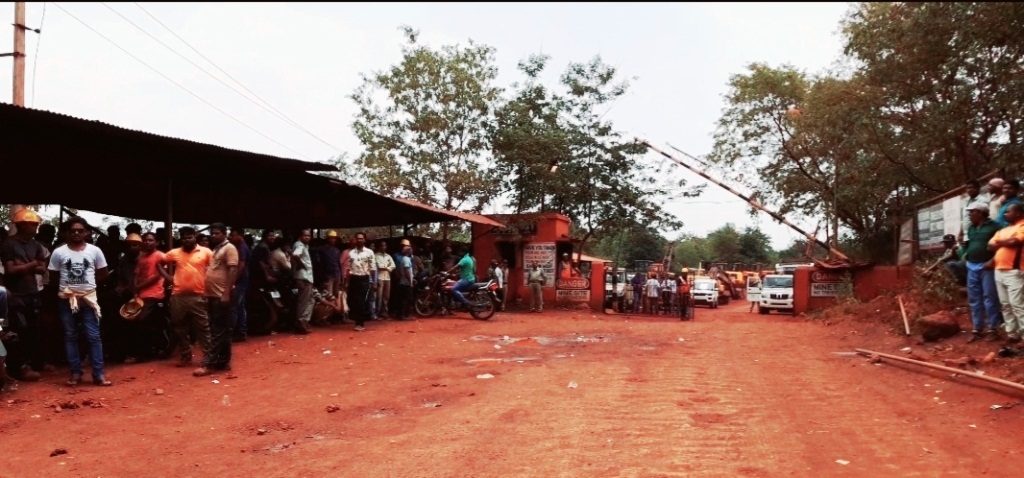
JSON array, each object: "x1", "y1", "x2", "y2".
[{"x1": 471, "y1": 213, "x2": 610, "y2": 311}]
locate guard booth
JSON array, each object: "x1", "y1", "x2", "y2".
[{"x1": 471, "y1": 213, "x2": 608, "y2": 311}]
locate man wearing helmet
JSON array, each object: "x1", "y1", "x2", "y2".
[{"x1": 0, "y1": 208, "x2": 47, "y2": 382}]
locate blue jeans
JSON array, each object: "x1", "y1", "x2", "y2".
[
  {"x1": 59, "y1": 299, "x2": 105, "y2": 379},
  {"x1": 452, "y1": 279, "x2": 474, "y2": 306},
  {"x1": 966, "y1": 262, "x2": 1002, "y2": 330},
  {"x1": 232, "y1": 281, "x2": 249, "y2": 337}
]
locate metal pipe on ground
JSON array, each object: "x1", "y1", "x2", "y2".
[{"x1": 855, "y1": 348, "x2": 1024, "y2": 394}]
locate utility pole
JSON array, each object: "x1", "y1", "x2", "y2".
[{"x1": 12, "y1": 1, "x2": 26, "y2": 106}]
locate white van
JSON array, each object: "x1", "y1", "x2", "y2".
[
  {"x1": 691, "y1": 279, "x2": 720, "y2": 308},
  {"x1": 758, "y1": 274, "x2": 794, "y2": 314}
]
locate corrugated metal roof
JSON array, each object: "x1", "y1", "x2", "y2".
[
  {"x1": 0, "y1": 102, "x2": 336, "y2": 172},
  {"x1": 0, "y1": 103, "x2": 510, "y2": 229},
  {"x1": 391, "y1": 197, "x2": 506, "y2": 227}
]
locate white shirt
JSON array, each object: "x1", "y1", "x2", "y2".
[
  {"x1": 375, "y1": 252, "x2": 396, "y2": 281},
  {"x1": 48, "y1": 243, "x2": 108, "y2": 292},
  {"x1": 291, "y1": 241, "x2": 313, "y2": 283},
  {"x1": 348, "y1": 247, "x2": 375, "y2": 277},
  {"x1": 645, "y1": 278, "x2": 660, "y2": 298},
  {"x1": 493, "y1": 266, "x2": 505, "y2": 288}
]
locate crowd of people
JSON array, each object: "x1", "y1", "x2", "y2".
[
  {"x1": 0, "y1": 210, "x2": 496, "y2": 390},
  {"x1": 623, "y1": 271, "x2": 692, "y2": 318},
  {"x1": 931, "y1": 177, "x2": 1024, "y2": 345}
]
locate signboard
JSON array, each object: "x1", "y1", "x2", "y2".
[
  {"x1": 916, "y1": 195, "x2": 964, "y2": 250},
  {"x1": 897, "y1": 217, "x2": 914, "y2": 266},
  {"x1": 916, "y1": 202, "x2": 944, "y2": 249},
  {"x1": 810, "y1": 282, "x2": 853, "y2": 297},
  {"x1": 491, "y1": 219, "x2": 538, "y2": 236},
  {"x1": 810, "y1": 271, "x2": 844, "y2": 283},
  {"x1": 942, "y1": 196, "x2": 962, "y2": 237},
  {"x1": 556, "y1": 289, "x2": 591, "y2": 303},
  {"x1": 557, "y1": 277, "x2": 590, "y2": 290},
  {"x1": 810, "y1": 270, "x2": 852, "y2": 297},
  {"x1": 522, "y1": 242, "x2": 556, "y2": 287}
]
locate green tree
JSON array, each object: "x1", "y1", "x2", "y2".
[
  {"x1": 494, "y1": 56, "x2": 696, "y2": 256},
  {"x1": 551, "y1": 58, "x2": 690, "y2": 256},
  {"x1": 351, "y1": 27, "x2": 502, "y2": 238},
  {"x1": 706, "y1": 224, "x2": 742, "y2": 263},
  {"x1": 710, "y1": 3, "x2": 1024, "y2": 263},
  {"x1": 738, "y1": 226, "x2": 776, "y2": 264},
  {"x1": 492, "y1": 54, "x2": 572, "y2": 213},
  {"x1": 843, "y1": 2, "x2": 1024, "y2": 182},
  {"x1": 589, "y1": 222, "x2": 667, "y2": 267},
  {"x1": 673, "y1": 234, "x2": 711, "y2": 269}
]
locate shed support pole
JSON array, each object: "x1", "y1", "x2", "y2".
[{"x1": 165, "y1": 178, "x2": 174, "y2": 248}]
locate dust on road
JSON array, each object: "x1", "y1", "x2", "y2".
[{"x1": 3, "y1": 302, "x2": 1022, "y2": 477}]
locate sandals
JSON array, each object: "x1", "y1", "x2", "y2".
[
  {"x1": 66, "y1": 374, "x2": 83, "y2": 386},
  {"x1": 92, "y1": 376, "x2": 113, "y2": 387}
]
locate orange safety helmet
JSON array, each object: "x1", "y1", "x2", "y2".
[{"x1": 12, "y1": 208, "x2": 41, "y2": 224}]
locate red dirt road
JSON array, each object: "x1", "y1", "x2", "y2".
[{"x1": 3, "y1": 301, "x2": 1023, "y2": 477}]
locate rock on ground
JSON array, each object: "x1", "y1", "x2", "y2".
[{"x1": 915, "y1": 310, "x2": 960, "y2": 342}]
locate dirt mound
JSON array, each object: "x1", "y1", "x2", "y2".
[{"x1": 812, "y1": 288, "x2": 1024, "y2": 388}]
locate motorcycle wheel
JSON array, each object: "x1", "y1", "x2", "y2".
[
  {"x1": 414, "y1": 292, "x2": 439, "y2": 317},
  {"x1": 469, "y1": 293, "x2": 496, "y2": 321}
]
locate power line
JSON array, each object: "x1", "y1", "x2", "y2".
[
  {"x1": 50, "y1": 2, "x2": 306, "y2": 159},
  {"x1": 131, "y1": 2, "x2": 342, "y2": 153},
  {"x1": 30, "y1": 2, "x2": 47, "y2": 106},
  {"x1": 100, "y1": 2, "x2": 331, "y2": 154}
]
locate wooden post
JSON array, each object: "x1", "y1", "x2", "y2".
[
  {"x1": 897, "y1": 295, "x2": 911, "y2": 336},
  {"x1": 12, "y1": 2, "x2": 26, "y2": 106},
  {"x1": 165, "y1": 178, "x2": 174, "y2": 248}
]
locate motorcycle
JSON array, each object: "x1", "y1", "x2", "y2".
[{"x1": 414, "y1": 272, "x2": 499, "y2": 320}]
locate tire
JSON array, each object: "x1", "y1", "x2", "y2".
[
  {"x1": 759, "y1": 306, "x2": 769, "y2": 315},
  {"x1": 469, "y1": 293, "x2": 496, "y2": 320},
  {"x1": 414, "y1": 292, "x2": 439, "y2": 317}
]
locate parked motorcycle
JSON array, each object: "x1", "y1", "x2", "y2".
[{"x1": 414, "y1": 272, "x2": 499, "y2": 320}]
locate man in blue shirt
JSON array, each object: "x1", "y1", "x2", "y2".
[{"x1": 994, "y1": 179, "x2": 1022, "y2": 227}]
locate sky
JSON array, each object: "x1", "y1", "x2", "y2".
[{"x1": 1, "y1": 2, "x2": 851, "y2": 248}]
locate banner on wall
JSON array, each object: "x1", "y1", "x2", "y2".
[
  {"x1": 556, "y1": 289, "x2": 591, "y2": 303},
  {"x1": 522, "y1": 242, "x2": 556, "y2": 287}
]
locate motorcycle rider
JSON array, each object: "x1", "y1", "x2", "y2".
[{"x1": 449, "y1": 246, "x2": 476, "y2": 311}]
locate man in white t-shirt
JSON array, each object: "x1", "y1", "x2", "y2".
[
  {"x1": 345, "y1": 232, "x2": 376, "y2": 331},
  {"x1": 645, "y1": 274, "x2": 661, "y2": 315},
  {"x1": 48, "y1": 217, "x2": 111, "y2": 386}
]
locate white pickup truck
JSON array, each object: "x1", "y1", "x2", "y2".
[
  {"x1": 758, "y1": 274, "x2": 794, "y2": 315},
  {"x1": 690, "y1": 279, "x2": 720, "y2": 308}
]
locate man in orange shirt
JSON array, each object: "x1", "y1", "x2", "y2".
[
  {"x1": 162, "y1": 226, "x2": 214, "y2": 371},
  {"x1": 124, "y1": 232, "x2": 167, "y2": 363},
  {"x1": 987, "y1": 203, "x2": 1024, "y2": 343}
]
